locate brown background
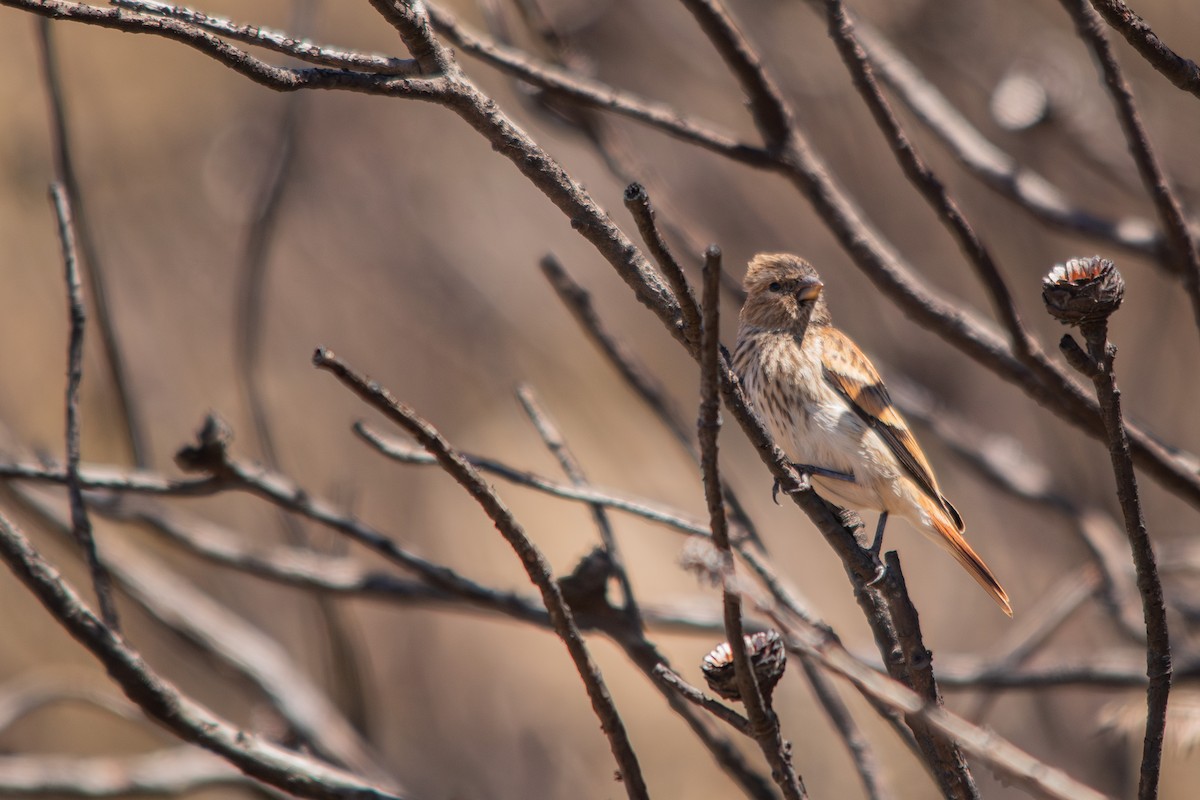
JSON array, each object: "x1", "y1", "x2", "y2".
[{"x1": 2, "y1": 0, "x2": 1200, "y2": 797}]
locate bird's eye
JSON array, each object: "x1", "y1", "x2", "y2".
[{"x1": 768, "y1": 282, "x2": 782, "y2": 293}]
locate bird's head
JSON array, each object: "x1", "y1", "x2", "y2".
[{"x1": 740, "y1": 253, "x2": 831, "y2": 332}]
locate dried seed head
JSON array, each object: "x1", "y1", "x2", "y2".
[
  {"x1": 701, "y1": 630, "x2": 787, "y2": 703},
  {"x1": 1042, "y1": 256, "x2": 1124, "y2": 326}
]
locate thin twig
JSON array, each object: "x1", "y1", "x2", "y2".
[
  {"x1": 1087, "y1": 0, "x2": 1200, "y2": 99},
  {"x1": 424, "y1": 3, "x2": 771, "y2": 165},
  {"x1": 354, "y1": 423, "x2": 710, "y2": 536},
  {"x1": 0, "y1": 509, "x2": 408, "y2": 800},
  {"x1": 1060, "y1": 0, "x2": 1200, "y2": 339},
  {"x1": 49, "y1": 183, "x2": 120, "y2": 632},
  {"x1": 110, "y1": 0, "x2": 420, "y2": 75},
  {"x1": 515, "y1": 384, "x2": 642, "y2": 627},
  {"x1": 38, "y1": 21, "x2": 149, "y2": 468},
  {"x1": 624, "y1": 183, "x2": 703, "y2": 347},
  {"x1": 698, "y1": 247, "x2": 806, "y2": 800},
  {"x1": 652, "y1": 664, "x2": 751, "y2": 735},
  {"x1": 598, "y1": 621, "x2": 778, "y2": 800},
  {"x1": 312, "y1": 347, "x2": 650, "y2": 800},
  {"x1": 823, "y1": 0, "x2": 1031, "y2": 357},
  {"x1": 539, "y1": 255, "x2": 767, "y2": 548},
  {"x1": 822, "y1": 9, "x2": 1164, "y2": 258},
  {"x1": 678, "y1": 0, "x2": 792, "y2": 150},
  {"x1": 1066, "y1": 315, "x2": 1171, "y2": 800}
]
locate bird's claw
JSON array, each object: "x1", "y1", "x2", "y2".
[
  {"x1": 773, "y1": 463, "x2": 855, "y2": 504},
  {"x1": 866, "y1": 562, "x2": 888, "y2": 586}
]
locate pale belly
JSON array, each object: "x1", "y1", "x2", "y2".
[{"x1": 769, "y1": 399, "x2": 902, "y2": 514}]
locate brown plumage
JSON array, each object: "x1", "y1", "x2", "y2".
[{"x1": 733, "y1": 253, "x2": 1011, "y2": 616}]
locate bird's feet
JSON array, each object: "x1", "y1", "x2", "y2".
[
  {"x1": 866, "y1": 512, "x2": 889, "y2": 585},
  {"x1": 772, "y1": 463, "x2": 855, "y2": 504}
]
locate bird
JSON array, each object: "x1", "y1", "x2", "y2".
[{"x1": 733, "y1": 253, "x2": 1011, "y2": 616}]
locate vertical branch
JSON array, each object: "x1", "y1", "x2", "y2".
[
  {"x1": 1077, "y1": 321, "x2": 1170, "y2": 800},
  {"x1": 37, "y1": 19, "x2": 149, "y2": 468},
  {"x1": 312, "y1": 348, "x2": 650, "y2": 800},
  {"x1": 49, "y1": 183, "x2": 120, "y2": 632},
  {"x1": 1045, "y1": 257, "x2": 1170, "y2": 800},
  {"x1": 698, "y1": 247, "x2": 806, "y2": 800}
]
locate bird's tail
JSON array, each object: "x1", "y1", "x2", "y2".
[{"x1": 917, "y1": 494, "x2": 1012, "y2": 617}]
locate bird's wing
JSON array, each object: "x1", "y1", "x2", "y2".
[{"x1": 820, "y1": 328, "x2": 964, "y2": 531}]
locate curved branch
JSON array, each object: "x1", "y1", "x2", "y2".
[{"x1": 1088, "y1": 0, "x2": 1200, "y2": 99}]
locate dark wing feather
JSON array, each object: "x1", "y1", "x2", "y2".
[{"x1": 821, "y1": 328, "x2": 964, "y2": 531}]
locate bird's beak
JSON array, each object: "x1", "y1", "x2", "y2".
[{"x1": 796, "y1": 280, "x2": 823, "y2": 302}]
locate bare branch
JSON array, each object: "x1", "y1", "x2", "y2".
[
  {"x1": 515, "y1": 384, "x2": 642, "y2": 626},
  {"x1": 698, "y1": 247, "x2": 806, "y2": 800},
  {"x1": 1, "y1": 0, "x2": 446, "y2": 96},
  {"x1": 823, "y1": 0, "x2": 1032, "y2": 357},
  {"x1": 424, "y1": 4, "x2": 771, "y2": 165},
  {"x1": 624, "y1": 183, "x2": 702, "y2": 347},
  {"x1": 355, "y1": 423, "x2": 711, "y2": 536},
  {"x1": 11, "y1": 482, "x2": 396, "y2": 787},
  {"x1": 38, "y1": 21, "x2": 149, "y2": 468},
  {"x1": 652, "y1": 664, "x2": 751, "y2": 735},
  {"x1": 771, "y1": 610, "x2": 1111, "y2": 800},
  {"x1": 831, "y1": 11, "x2": 1164, "y2": 257},
  {"x1": 678, "y1": 0, "x2": 793, "y2": 150},
  {"x1": 49, "y1": 182, "x2": 120, "y2": 632},
  {"x1": 0, "y1": 508, "x2": 408, "y2": 800},
  {"x1": 312, "y1": 347, "x2": 650, "y2": 800},
  {"x1": 1045, "y1": 258, "x2": 1170, "y2": 800},
  {"x1": 1088, "y1": 0, "x2": 1200, "y2": 99},
  {"x1": 1059, "y1": 0, "x2": 1200, "y2": 339},
  {"x1": 111, "y1": 0, "x2": 420, "y2": 74}
]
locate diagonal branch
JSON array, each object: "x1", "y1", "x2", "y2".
[
  {"x1": 1060, "y1": 0, "x2": 1200, "y2": 341},
  {"x1": 1087, "y1": 0, "x2": 1200, "y2": 99},
  {"x1": 0, "y1": 508, "x2": 408, "y2": 800},
  {"x1": 312, "y1": 347, "x2": 650, "y2": 800},
  {"x1": 39, "y1": 21, "x2": 149, "y2": 469}
]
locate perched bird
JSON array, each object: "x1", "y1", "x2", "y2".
[{"x1": 733, "y1": 253, "x2": 1011, "y2": 616}]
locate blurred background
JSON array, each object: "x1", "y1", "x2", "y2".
[{"x1": 2, "y1": 0, "x2": 1200, "y2": 797}]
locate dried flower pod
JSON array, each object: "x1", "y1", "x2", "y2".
[
  {"x1": 1042, "y1": 256, "x2": 1125, "y2": 326},
  {"x1": 701, "y1": 630, "x2": 787, "y2": 704}
]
